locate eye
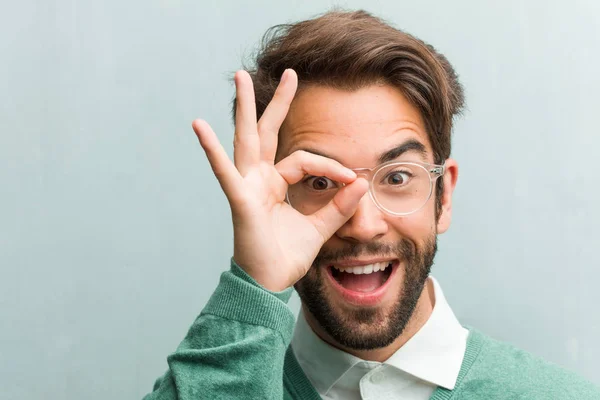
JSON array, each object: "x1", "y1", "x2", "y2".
[
  {"x1": 304, "y1": 176, "x2": 337, "y2": 191},
  {"x1": 385, "y1": 171, "x2": 412, "y2": 185}
]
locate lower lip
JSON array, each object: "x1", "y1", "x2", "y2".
[{"x1": 325, "y1": 260, "x2": 400, "y2": 307}]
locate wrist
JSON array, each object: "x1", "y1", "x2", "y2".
[{"x1": 230, "y1": 258, "x2": 294, "y2": 298}]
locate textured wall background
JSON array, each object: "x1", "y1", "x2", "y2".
[{"x1": 1, "y1": 0, "x2": 598, "y2": 398}]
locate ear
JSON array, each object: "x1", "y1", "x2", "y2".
[{"x1": 436, "y1": 158, "x2": 458, "y2": 234}]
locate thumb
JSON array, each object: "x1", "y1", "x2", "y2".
[{"x1": 307, "y1": 178, "x2": 369, "y2": 242}]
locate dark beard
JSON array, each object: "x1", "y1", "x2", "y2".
[{"x1": 294, "y1": 236, "x2": 437, "y2": 350}]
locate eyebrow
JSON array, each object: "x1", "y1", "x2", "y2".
[
  {"x1": 297, "y1": 139, "x2": 428, "y2": 165},
  {"x1": 377, "y1": 140, "x2": 428, "y2": 164}
]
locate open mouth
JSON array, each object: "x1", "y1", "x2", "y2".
[{"x1": 329, "y1": 261, "x2": 394, "y2": 293}]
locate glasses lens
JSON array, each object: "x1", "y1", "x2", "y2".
[
  {"x1": 286, "y1": 163, "x2": 434, "y2": 216},
  {"x1": 371, "y1": 163, "x2": 432, "y2": 215}
]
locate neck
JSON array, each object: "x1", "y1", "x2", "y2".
[{"x1": 303, "y1": 278, "x2": 435, "y2": 362}]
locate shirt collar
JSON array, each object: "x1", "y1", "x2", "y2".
[
  {"x1": 384, "y1": 276, "x2": 468, "y2": 389},
  {"x1": 291, "y1": 276, "x2": 468, "y2": 394},
  {"x1": 291, "y1": 303, "x2": 364, "y2": 394}
]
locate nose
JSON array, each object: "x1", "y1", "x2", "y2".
[{"x1": 335, "y1": 188, "x2": 388, "y2": 243}]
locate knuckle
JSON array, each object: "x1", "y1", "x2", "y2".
[
  {"x1": 212, "y1": 165, "x2": 231, "y2": 181},
  {"x1": 292, "y1": 149, "x2": 308, "y2": 161},
  {"x1": 330, "y1": 197, "x2": 346, "y2": 217},
  {"x1": 233, "y1": 136, "x2": 243, "y2": 148},
  {"x1": 309, "y1": 216, "x2": 328, "y2": 243}
]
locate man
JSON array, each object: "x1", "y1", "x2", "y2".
[{"x1": 144, "y1": 10, "x2": 599, "y2": 400}]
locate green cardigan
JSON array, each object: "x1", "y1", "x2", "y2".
[{"x1": 143, "y1": 262, "x2": 600, "y2": 399}]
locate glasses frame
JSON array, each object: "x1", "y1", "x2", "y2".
[
  {"x1": 350, "y1": 160, "x2": 445, "y2": 216},
  {"x1": 287, "y1": 160, "x2": 446, "y2": 217}
]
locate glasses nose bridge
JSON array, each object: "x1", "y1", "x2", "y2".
[{"x1": 347, "y1": 167, "x2": 378, "y2": 210}]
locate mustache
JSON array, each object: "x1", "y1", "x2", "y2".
[{"x1": 312, "y1": 239, "x2": 415, "y2": 267}]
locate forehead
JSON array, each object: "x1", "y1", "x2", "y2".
[{"x1": 278, "y1": 83, "x2": 432, "y2": 167}]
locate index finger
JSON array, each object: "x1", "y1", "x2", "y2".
[
  {"x1": 275, "y1": 150, "x2": 357, "y2": 186},
  {"x1": 256, "y1": 69, "x2": 298, "y2": 162}
]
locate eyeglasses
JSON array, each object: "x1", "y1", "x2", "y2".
[{"x1": 287, "y1": 160, "x2": 445, "y2": 216}]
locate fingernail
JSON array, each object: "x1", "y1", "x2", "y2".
[
  {"x1": 281, "y1": 69, "x2": 288, "y2": 83},
  {"x1": 345, "y1": 169, "x2": 357, "y2": 179}
]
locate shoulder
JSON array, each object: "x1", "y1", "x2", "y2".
[{"x1": 454, "y1": 329, "x2": 600, "y2": 400}]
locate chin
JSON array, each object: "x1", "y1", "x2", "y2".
[{"x1": 295, "y1": 236, "x2": 437, "y2": 350}]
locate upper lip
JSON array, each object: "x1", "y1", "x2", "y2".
[{"x1": 326, "y1": 258, "x2": 397, "y2": 267}]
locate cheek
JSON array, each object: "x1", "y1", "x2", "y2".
[
  {"x1": 319, "y1": 203, "x2": 438, "y2": 249},
  {"x1": 386, "y1": 205, "x2": 437, "y2": 241}
]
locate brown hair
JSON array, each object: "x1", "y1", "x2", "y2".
[{"x1": 233, "y1": 9, "x2": 465, "y2": 214}]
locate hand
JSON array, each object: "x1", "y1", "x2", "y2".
[{"x1": 192, "y1": 69, "x2": 368, "y2": 291}]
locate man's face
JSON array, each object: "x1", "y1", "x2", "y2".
[{"x1": 278, "y1": 83, "x2": 456, "y2": 350}]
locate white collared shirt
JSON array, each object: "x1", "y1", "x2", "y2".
[{"x1": 291, "y1": 276, "x2": 468, "y2": 400}]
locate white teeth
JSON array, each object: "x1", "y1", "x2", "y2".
[{"x1": 332, "y1": 262, "x2": 391, "y2": 275}]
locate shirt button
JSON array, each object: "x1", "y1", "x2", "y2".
[{"x1": 370, "y1": 370, "x2": 385, "y2": 384}]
